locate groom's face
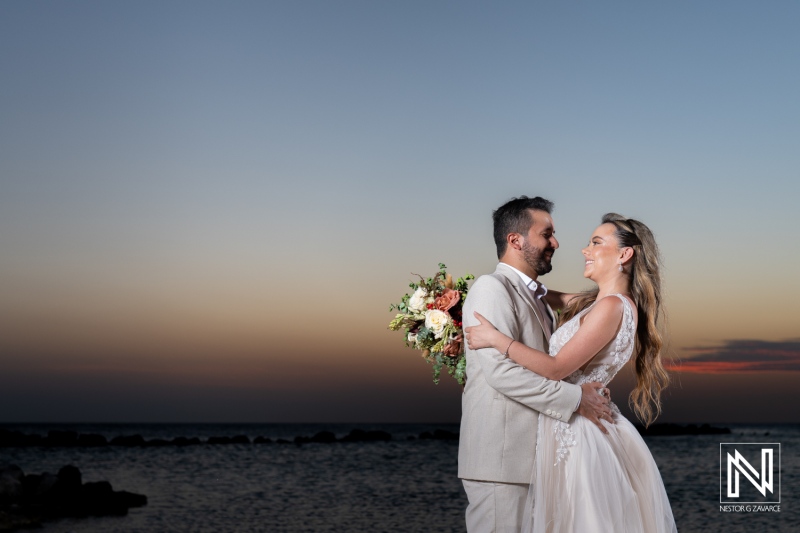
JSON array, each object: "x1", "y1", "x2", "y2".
[{"x1": 521, "y1": 210, "x2": 559, "y2": 276}]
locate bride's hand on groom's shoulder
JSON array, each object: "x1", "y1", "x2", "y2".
[
  {"x1": 464, "y1": 312, "x2": 507, "y2": 351},
  {"x1": 577, "y1": 382, "x2": 615, "y2": 435}
]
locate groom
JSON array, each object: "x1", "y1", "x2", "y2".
[{"x1": 458, "y1": 196, "x2": 611, "y2": 532}]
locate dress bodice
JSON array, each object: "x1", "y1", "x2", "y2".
[
  {"x1": 546, "y1": 294, "x2": 637, "y2": 466},
  {"x1": 549, "y1": 293, "x2": 636, "y2": 387}
]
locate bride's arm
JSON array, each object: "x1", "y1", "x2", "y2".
[
  {"x1": 544, "y1": 289, "x2": 580, "y2": 312},
  {"x1": 466, "y1": 297, "x2": 624, "y2": 381}
]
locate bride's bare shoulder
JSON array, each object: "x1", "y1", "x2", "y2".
[{"x1": 582, "y1": 296, "x2": 625, "y2": 325}]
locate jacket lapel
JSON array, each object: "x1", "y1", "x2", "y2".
[{"x1": 495, "y1": 264, "x2": 552, "y2": 345}]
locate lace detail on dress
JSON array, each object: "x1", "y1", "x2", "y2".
[
  {"x1": 549, "y1": 294, "x2": 635, "y2": 465},
  {"x1": 553, "y1": 420, "x2": 576, "y2": 465}
]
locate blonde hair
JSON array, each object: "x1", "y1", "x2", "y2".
[{"x1": 558, "y1": 213, "x2": 669, "y2": 427}]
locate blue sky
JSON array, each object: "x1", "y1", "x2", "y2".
[{"x1": 1, "y1": 1, "x2": 799, "y2": 423}]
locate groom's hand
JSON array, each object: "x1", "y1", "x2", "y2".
[{"x1": 577, "y1": 382, "x2": 614, "y2": 434}]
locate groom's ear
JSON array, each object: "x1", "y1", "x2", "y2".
[{"x1": 507, "y1": 232, "x2": 522, "y2": 252}]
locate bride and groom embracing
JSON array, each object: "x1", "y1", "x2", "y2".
[{"x1": 458, "y1": 196, "x2": 677, "y2": 532}]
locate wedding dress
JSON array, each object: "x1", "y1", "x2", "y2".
[{"x1": 523, "y1": 294, "x2": 677, "y2": 532}]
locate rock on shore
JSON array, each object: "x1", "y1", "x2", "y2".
[
  {"x1": 635, "y1": 423, "x2": 731, "y2": 436},
  {"x1": 0, "y1": 464, "x2": 147, "y2": 532}
]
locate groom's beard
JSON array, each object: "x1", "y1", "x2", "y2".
[{"x1": 522, "y1": 240, "x2": 554, "y2": 276}]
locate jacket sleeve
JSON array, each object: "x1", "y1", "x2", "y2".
[{"x1": 464, "y1": 276, "x2": 581, "y2": 421}]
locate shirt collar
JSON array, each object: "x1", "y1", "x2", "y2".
[{"x1": 500, "y1": 262, "x2": 548, "y2": 298}]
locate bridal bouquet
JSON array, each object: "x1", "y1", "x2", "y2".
[{"x1": 388, "y1": 263, "x2": 474, "y2": 385}]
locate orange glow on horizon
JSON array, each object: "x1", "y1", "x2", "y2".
[{"x1": 665, "y1": 360, "x2": 800, "y2": 374}]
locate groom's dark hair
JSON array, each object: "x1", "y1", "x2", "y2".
[{"x1": 492, "y1": 196, "x2": 554, "y2": 258}]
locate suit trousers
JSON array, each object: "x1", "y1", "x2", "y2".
[{"x1": 462, "y1": 479, "x2": 528, "y2": 532}]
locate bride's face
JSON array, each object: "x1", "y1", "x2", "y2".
[{"x1": 582, "y1": 223, "x2": 623, "y2": 282}]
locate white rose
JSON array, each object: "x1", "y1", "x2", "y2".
[
  {"x1": 407, "y1": 332, "x2": 418, "y2": 345},
  {"x1": 408, "y1": 287, "x2": 428, "y2": 313},
  {"x1": 425, "y1": 309, "x2": 450, "y2": 339}
]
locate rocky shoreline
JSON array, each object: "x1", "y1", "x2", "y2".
[
  {"x1": 634, "y1": 423, "x2": 732, "y2": 436},
  {"x1": 0, "y1": 427, "x2": 461, "y2": 448},
  {"x1": 0, "y1": 464, "x2": 147, "y2": 532},
  {"x1": 0, "y1": 424, "x2": 733, "y2": 449}
]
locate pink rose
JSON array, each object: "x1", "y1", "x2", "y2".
[{"x1": 434, "y1": 289, "x2": 461, "y2": 312}]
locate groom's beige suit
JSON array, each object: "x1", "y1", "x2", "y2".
[{"x1": 458, "y1": 263, "x2": 582, "y2": 532}]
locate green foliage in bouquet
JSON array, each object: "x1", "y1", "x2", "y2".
[{"x1": 388, "y1": 263, "x2": 474, "y2": 385}]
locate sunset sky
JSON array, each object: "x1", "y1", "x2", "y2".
[{"x1": 1, "y1": 1, "x2": 798, "y2": 424}]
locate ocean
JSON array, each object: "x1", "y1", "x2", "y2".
[{"x1": 1, "y1": 423, "x2": 797, "y2": 532}]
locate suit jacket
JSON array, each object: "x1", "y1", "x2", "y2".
[{"x1": 458, "y1": 263, "x2": 582, "y2": 483}]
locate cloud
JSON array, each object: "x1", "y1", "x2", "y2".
[{"x1": 667, "y1": 339, "x2": 800, "y2": 373}]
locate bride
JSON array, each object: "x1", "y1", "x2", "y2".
[{"x1": 465, "y1": 213, "x2": 677, "y2": 532}]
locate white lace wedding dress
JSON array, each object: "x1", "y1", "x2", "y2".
[{"x1": 522, "y1": 294, "x2": 677, "y2": 532}]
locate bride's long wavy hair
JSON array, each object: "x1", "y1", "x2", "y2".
[{"x1": 558, "y1": 213, "x2": 669, "y2": 427}]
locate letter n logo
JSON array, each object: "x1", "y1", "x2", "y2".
[{"x1": 720, "y1": 443, "x2": 780, "y2": 504}]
